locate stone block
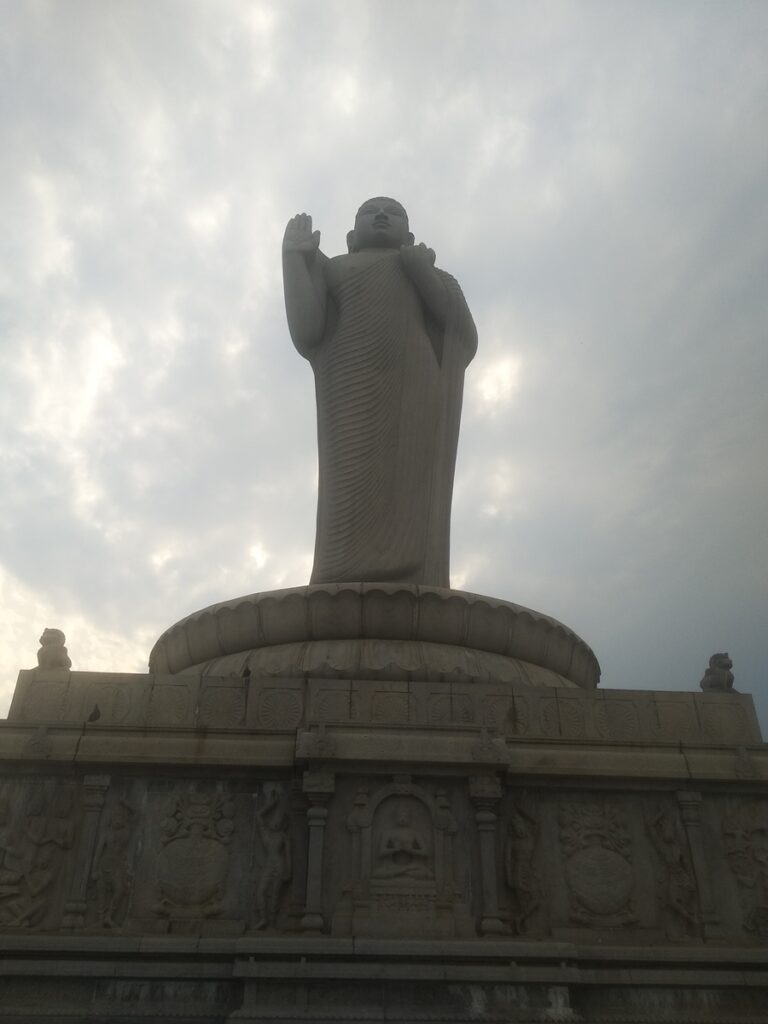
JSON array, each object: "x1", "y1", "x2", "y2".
[{"x1": 246, "y1": 676, "x2": 305, "y2": 731}]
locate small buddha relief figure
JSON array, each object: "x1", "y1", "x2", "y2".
[
  {"x1": 373, "y1": 801, "x2": 433, "y2": 881},
  {"x1": 36, "y1": 628, "x2": 72, "y2": 670}
]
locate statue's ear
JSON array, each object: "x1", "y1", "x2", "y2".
[
  {"x1": 346, "y1": 229, "x2": 356, "y2": 253},
  {"x1": 406, "y1": 231, "x2": 415, "y2": 245}
]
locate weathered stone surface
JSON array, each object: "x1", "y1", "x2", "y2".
[
  {"x1": 9, "y1": 669, "x2": 761, "y2": 749},
  {"x1": 1, "y1": 659, "x2": 767, "y2": 1021},
  {"x1": 148, "y1": 584, "x2": 601, "y2": 690}
]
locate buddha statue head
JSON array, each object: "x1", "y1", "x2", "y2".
[{"x1": 347, "y1": 197, "x2": 413, "y2": 252}]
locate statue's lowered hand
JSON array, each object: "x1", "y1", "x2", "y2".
[
  {"x1": 400, "y1": 242, "x2": 436, "y2": 273},
  {"x1": 283, "y1": 213, "x2": 321, "y2": 256}
]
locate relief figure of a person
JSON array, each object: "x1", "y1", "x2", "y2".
[
  {"x1": 253, "y1": 793, "x2": 291, "y2": 929},
  {"x1": 373, "y1": 803, "x2": 432, "y2": 880}
]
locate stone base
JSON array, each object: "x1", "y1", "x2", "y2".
[
  {"x1": 0, "y1": 938, "x2": 768, "y2": 1022},
  {"x1": 1, "y1": 582, "x2": 766, "y2": 1021},
  {"x1": 147, "y1": 584, "x2": 601, "y2": 690}
]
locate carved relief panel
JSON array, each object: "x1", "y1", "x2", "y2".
[
  {"x1": 154, "y1": 792, "x2": 236, "y2": 918},
  {"x1": 330, "y1": 777, "x2": 473, "y2": 939},
  {"x1": 559, "y1": 800, "x2": 637, "y2": 928},
  {"x1": 252, "y1": 786, "x2": 293, "y2": 930},
  {"x1": 721, "y1": 799, "x2": 768, "y2": 939},
  {"x1": 88, "y1": 797, "x2": 139, "y2": 929},
  {"x1": 645, "y1": 801, "x2": 700, "y2": 939},
  {"x1": 503, "y1": 795, "x2": 545, "y2": 936},
  {"x1": 0, "y1": 779, "x2": 78, "y2": 931},
  {"x1": 0, "y1": 773, "x2": 309, "y2": 938},
  {"x1": 126, "y1": 781, "x2": 250, "y2": 935}
]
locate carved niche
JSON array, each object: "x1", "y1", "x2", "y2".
[
  {"x1": 0, "y1": 782, "x2": 75, "y2": 930},
  {"x1": 504, "y1": 797, "x2": 544, "y2": 935},
  {"x1": 721, "y1": 800, "x2": 768, "y2": 938},
  {"x1": 154, "y1": 792, "x2": 235, "y2": 919},
  {"x1": 645, "y1": 802, "x2": 700, "y2": 939},
  {"x1": 559, "y1": 800, "x2": 637, "y2": 928},
  {"x1": 333, "y1": 779, "x2": 471, "y2": 938}
]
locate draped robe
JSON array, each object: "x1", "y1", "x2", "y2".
[{"x1": 304, "y1": 248, "x2": 476, "y2": 587}]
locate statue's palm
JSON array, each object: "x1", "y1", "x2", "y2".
[{"x1": 283, "y1": 213, "x2": 320, "y2": 254}]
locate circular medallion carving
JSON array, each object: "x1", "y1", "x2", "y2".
[
  {"x1": 258, "y1": 689, "x2": 303, "y2": 729},
  {"x1": 559, "y1": 700, "x2": 586, "y2": 738},
  {"x1": 595, "y1": 702, "x2": 641, "y2": 741},
  {"x1": 566, "y1": 846, "x2": 633, "y2": 916}
]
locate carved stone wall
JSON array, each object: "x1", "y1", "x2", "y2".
[
  {"x1": 1, "y1": 672, "x2": 766, "y2": 1021},
  {"x1": 1, "y1": 767, "x2": 766, "y2": 953}
]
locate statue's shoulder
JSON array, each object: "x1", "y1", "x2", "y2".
[{"x1": 324, "y1": 252, "x2": 352, "y2": 287}]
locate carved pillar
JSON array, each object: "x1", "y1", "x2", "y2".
[
  {"x1": 469, "y1": 774, "x2": 505, "y2": 935},
  {"x1": 288, "y1": 777, "x2": 308, "y2": 926},
  {"x1": 63, "y1": 774, "x2": 111, "y2": 928},
  {"x1": 301, "y1": 770, "x2": 334, "y2": 932},
  {"x1": 676, "y1": 790, "x2": 722, "y2": 939}
]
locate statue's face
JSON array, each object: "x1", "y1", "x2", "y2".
[
  {"x1": 40, "y1": 627, "x2": 64, "y2": 646},
  {"x1": 349, "y1": 197, "x2": 413, "y2": 251}
]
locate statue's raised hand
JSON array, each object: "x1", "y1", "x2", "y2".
[
  {"x1": 283, "y1": 213, "x2": 321, "y2": 256},
  {"x1": 400, "y1": 242, "x2": 436, "y2": 273}
]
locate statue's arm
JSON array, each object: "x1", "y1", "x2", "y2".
[
  {"x1": 401, "y1": 244, "x2": 478, "y2": 364},
  {"x1": 282, "y1": 214, "x2": 328, "y2": 357},
  {"x1": 400, "y1": 243, "x2": 449, "y2": 329}
]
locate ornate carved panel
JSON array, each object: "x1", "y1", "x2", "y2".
[
  {"x1": 258, "y1": 688, "x2": 303, "y2": 729},
  {"x1": 722, "y1": 800, "x2": 768, "y2": 938},
  {"x1": 504, "y1": 796, "x2": 544, "y2": 935},
  {"x1": 154, "y1": 792, "x2": 236, "y2": 918},
  {"x1": 89, "y1": 798, "x2": 138, "y2": 929},
  {"x1": 333, "y1": 778, "x2": 470, "y2": 938},
  {"x1": 594, "y1": 699, "x2": 642, "y2": 741},
  {"x1": 252, "y1": 788, "x2": 292, "y2": 930},
  {"x1": 645, "y1": 802, "x2": 700, "y2": 939},
  {"x1": 0, "y1": 780, "x2": 76, "y2": 930},
  {"x1": 559, "y1": 800, "x2": 636, "y2": 927}
]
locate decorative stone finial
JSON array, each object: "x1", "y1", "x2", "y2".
[
  {"x1": 699, "y1": 652, "x2": 734, "y2": 692},
  {"x1": 36, "y1": 628, "x2": 72, "y2": 670}
]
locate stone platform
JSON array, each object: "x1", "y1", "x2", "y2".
[
  {"x1": 147, "y1": 584, "x2": 601, "y2": 690},
  {"x1": 0, "y1": 587, "x2": 766, "y2": 1023},
  {"x1": 1, "y1": 655, "x2": 767, "y2": 1021}
]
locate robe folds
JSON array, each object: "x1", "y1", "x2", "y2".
[{"x1": 305, "y1": 248, "x2": 477, "y2": 587}]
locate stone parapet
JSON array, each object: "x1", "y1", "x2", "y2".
[{"x1": 7, "y1": 669, "x2": 760, "y2": 749}]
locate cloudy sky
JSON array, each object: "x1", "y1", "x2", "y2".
[{"x1": 2, "y1": 1, "x2": 767, "y2": 726}]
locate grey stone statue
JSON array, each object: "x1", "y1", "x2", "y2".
[
  {"x1": 283, "y1": 198, "x2": 477, "y2": 587},
  {"x1": 36, "y1": 629, "x2": 71, "y2": 670},
  {"x1": 699, "y1": 653, "x2": 735, "y2": 692}
]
